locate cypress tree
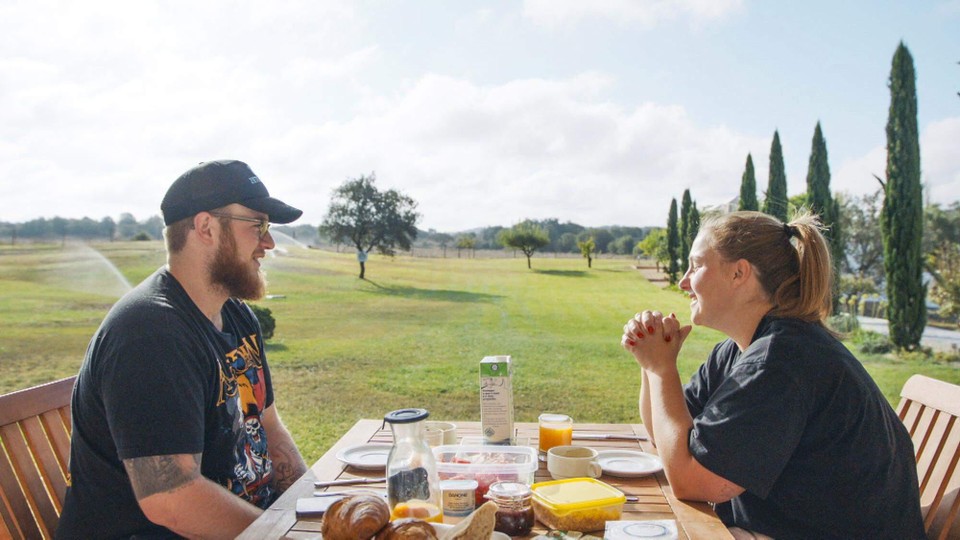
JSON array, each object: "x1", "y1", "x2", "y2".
[
  {"x1": 805, "y1": 122, "x2": 841, "y2": 311},
  {"x1": 689, "y1": 202, "x2": 700, "y2": 244},
  {"x1": 738, "y1": 154, "x2": 759, "y2": 211},
  {"x1": 667, "y1": 199, "x2": 680, "y2": 284},
  {"x1": 680, "y1": 189, "x2": 692, "y2": 273},
  {"x1": 764, "y1": 130, "x2": 789, "y2": 221},
  {"x1": 881, "y1": 42, "x2": 925, "y2": 350}
]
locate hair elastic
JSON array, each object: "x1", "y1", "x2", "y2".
[{"x1": 783, "y1": 223, "x2": 798, "y2": 238}]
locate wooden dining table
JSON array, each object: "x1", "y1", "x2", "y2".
[{"x1": 238, "y1": 420, "x2": 733, "y2": 539}]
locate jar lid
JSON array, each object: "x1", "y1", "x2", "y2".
[
  {"x1": 486, "y1": 481, "x2": 532, "y2": 500},
  {"x1": 384, "y1": 408, "x2": 429, "y2": 424}
]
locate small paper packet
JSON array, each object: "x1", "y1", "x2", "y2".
[{"x1": 604, "y1": 520, "x2": 678, "y2": 539}]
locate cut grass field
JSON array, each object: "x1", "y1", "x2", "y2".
[{"x1": 2, "y1": 241, "x2": 958, "y2": 463}]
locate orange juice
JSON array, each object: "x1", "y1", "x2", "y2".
[
  {"x1": 391, "y1": 500, "x2": 443, "y2": 523},
  {"x1": 538, "y1": 413, "x2": 573, "y2": 460}
]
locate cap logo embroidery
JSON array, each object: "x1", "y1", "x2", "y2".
[{"x1": 248, "y1": 176, "x2": 261, "y2": 184}]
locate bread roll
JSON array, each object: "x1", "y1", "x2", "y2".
[
  {"x1": 374, "y1": 517, "x2": 439, "y2": 539},
  {"x1": 441, "y1": 500, "x2": 497, "y2": 540},
  {"x1": 321, "y1": 494, "x2": 391, "y2": 540}
]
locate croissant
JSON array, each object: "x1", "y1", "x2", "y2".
[
  {"x1": 374, "y1": 517, "x2": 439, "y2": 539},
  {"x1": 321, "y1": 494, "x2": 391, "y2": 540}
]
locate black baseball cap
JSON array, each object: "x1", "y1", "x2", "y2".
[{"x1": 161, "y1": 160, "x2": 303, "y2": 225}]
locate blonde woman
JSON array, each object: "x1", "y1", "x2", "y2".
[{"x1": 622, "y1": 211, "x2": 923, "y2": 540}]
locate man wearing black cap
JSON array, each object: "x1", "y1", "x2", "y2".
[{"x1": 57, "y1": 160, "x2": 308, "y2": 539}]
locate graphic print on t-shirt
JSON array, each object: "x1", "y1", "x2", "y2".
[{"x1": 218, "y1": 332, "x2": 275, "y2": 505}]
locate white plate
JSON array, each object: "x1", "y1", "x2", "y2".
[
  {"x1": 432, "y1": 523, "x2": 510, "y2": 540},
  {"x1": 597, "y1": 450, "x2": 663, "y2": 477},
  {"x1": 336, "y1": 443, "x2": 392, "y2": 470}
]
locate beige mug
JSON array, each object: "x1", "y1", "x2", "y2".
[
  {"x1": 425, "y1": 421, "x2": 457, "y2": 446},
  {"x1": 547, "y1": 445, "x2": 602, "y2": 480}
]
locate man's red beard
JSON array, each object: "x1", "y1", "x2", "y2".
[{"x1": 209, "y1": 224, "x2": 267, "y2": 300}]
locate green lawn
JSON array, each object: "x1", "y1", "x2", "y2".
[{"x1": 1, "y1": 241, "x2": 957, "y2": 463}]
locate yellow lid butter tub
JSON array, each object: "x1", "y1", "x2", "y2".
[{"x1": 530, "y1": 477, "x2": 626, "y2": 532}]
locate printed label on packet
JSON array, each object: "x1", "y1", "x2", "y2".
[{"x1": 480, "y1": 355, "x2": 514, "y2": 445}]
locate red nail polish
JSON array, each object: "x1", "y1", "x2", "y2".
[
  {"x1": 647, "y1": 326, "x2": 654, "y2": 333},
  {"x1": 627, "y1": 340, "x2": 636, "y2": 346},
  {"x1": 665, "y1": 335, "x2": 672, "y2": 342}
]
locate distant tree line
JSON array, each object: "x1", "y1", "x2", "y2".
[
  {"x1": 416, "y1": 219, "x2": 653, "y2": 256},
  {"x1": 0, "y1": 213, "x2": 164, "y2": 243}
]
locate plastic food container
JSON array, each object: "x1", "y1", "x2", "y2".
[
  {"x1": 433, "y1": 445, "x2": 538, "y2": 506},
  {"x1": 530, "y1": 477, "x2": 626, "y2": 532}
]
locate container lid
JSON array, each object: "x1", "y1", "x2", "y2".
[
  {"x1": 441, "y1": 479, "x2": 478, "y2": 490},
  {"x1": 385, "y1": 408, "x2": 429, "y2": 424},
  {"x1": 433, "y1": 445, "x2": 538, "y2": 474},
  {"x1": 486, "y1": 481, "x2": 532, "y2": 500},
  {"x1": 531, "y1": 478, "x2": 626, "y2": 510}
]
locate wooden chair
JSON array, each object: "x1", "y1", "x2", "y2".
[
  {"x1": 898, "y1": 374, "x2": 960, "y2": 540},
  {"x1": 0, "y1": 377, "x2": 75, "y2": 540}
]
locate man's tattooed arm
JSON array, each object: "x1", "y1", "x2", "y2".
[{"x1": 123, "y1": 453, "x2": 202, "y2": 500}]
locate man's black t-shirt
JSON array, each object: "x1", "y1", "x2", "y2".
[
  {"x1": 684, "y1": 316, "x2": 924, "y2": 539},
  {"x1": 57, "y1": 268, "x2": 276, "y2": 539}
]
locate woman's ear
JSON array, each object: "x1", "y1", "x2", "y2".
[{"x1": 732, "y1": 258, "x2": 752, "y2": 285}]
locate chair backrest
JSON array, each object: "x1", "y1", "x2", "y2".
[
  {"x1": 898, "y1": 374, "x2": 960, "y2": 540},
  {"x1": 0, "y1": 376, "x2": 75, "y2": 540}
]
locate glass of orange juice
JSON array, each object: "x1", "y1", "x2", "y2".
[{"x1": 538, "y1": 413, "x2": 573, "y2": 461}]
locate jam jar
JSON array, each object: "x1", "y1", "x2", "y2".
[{"x1": 485, "y1": 481, "x2": 535, "y2": 536}]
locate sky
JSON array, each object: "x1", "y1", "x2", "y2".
[{"x1": 1, "y1": 0, "x2": 958, "y2": 232}]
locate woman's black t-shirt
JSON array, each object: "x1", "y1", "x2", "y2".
[{"x1": 684, "y1": 316, "x2": 924, "y2": 540}]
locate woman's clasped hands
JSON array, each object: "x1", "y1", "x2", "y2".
[{"x1": 621, "y1": 311, "x2": 693, "y2": 374}]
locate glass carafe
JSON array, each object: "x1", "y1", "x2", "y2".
[{"x1": 384, "y1": 408, "x2": 443, "y2": 523}]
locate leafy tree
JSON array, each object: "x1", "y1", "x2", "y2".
[
  {"x1": 585, "y1": 229, "x2": 614, "y2": 254},
  {"x1": 667, "y1": 199, "x2": 680, "y2": 284},
  {"x1": 805, "y1": 122, "x2": 842, "y2": 311},
  {"x1": 455, "y1": 234, "x2": 476, "y2": 258},
  {"x1": 680, "y1": 189, "x2": 693, "y2": 273},
  {"x1": 880, "y1": 43, "x2": 926, "y2": 349},
  {"x1": 609, "y1": 235, "x2": 636, "y2": 255},
  {"x1": 117, "y1": 213, "x2": 139, "y2": 239},
  {"x1": 837, "y1": 190, "x2": 884, "y2": 284},
  {"x1": 637, "y1": 228, "x2": 669, "y2": 271},
  {"x1": 320, "y1": 173, "x2": 420, "y2": 279},
  {"x1": 558, "y1": 232, "x2": 578, "y2": 253},
  {"x1": 764, "y1": 131, "x2": 789, "y2": 222},
  {"x1": 925, "y1": 203, "x2": 960, "y2": 327},
  {"x1": 434, "y1": 232, "x2": 454, "y2": 258},
  {"x1": 578, "y1": 237, "x2": 596, "y2": 268},
  {"x1": 738, "y1": 154, "x2": 758, "y2": 211},
  {"x1": 499, "y1": 222, "x2": 550, "y2": 269}
]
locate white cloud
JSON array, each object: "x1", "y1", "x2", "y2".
[
  {"x1": 522, "y1": 0, "x2": 744, "y2": 29},
  {"x1": 833, "y1": 116, "x2": 960, "y2": 205},
  {"x1": 261, "y1": 72, "x2": 767, "y2": 230}
]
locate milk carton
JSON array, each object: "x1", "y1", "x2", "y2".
[{"x1": 479, "y1": 355, "x2": 514, "y2": 445}]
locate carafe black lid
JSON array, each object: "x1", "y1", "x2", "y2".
[{"x1": 384, "y1": 408, "x2": 429, "y2": 424}]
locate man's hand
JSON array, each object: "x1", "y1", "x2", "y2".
[{"x1": 261, "y1": 404, "x2": 308, "y2": 493}]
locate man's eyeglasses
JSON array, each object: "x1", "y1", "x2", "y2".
[{"x1": 209, "y1": 213, "x2": 270, "y2": 239}]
